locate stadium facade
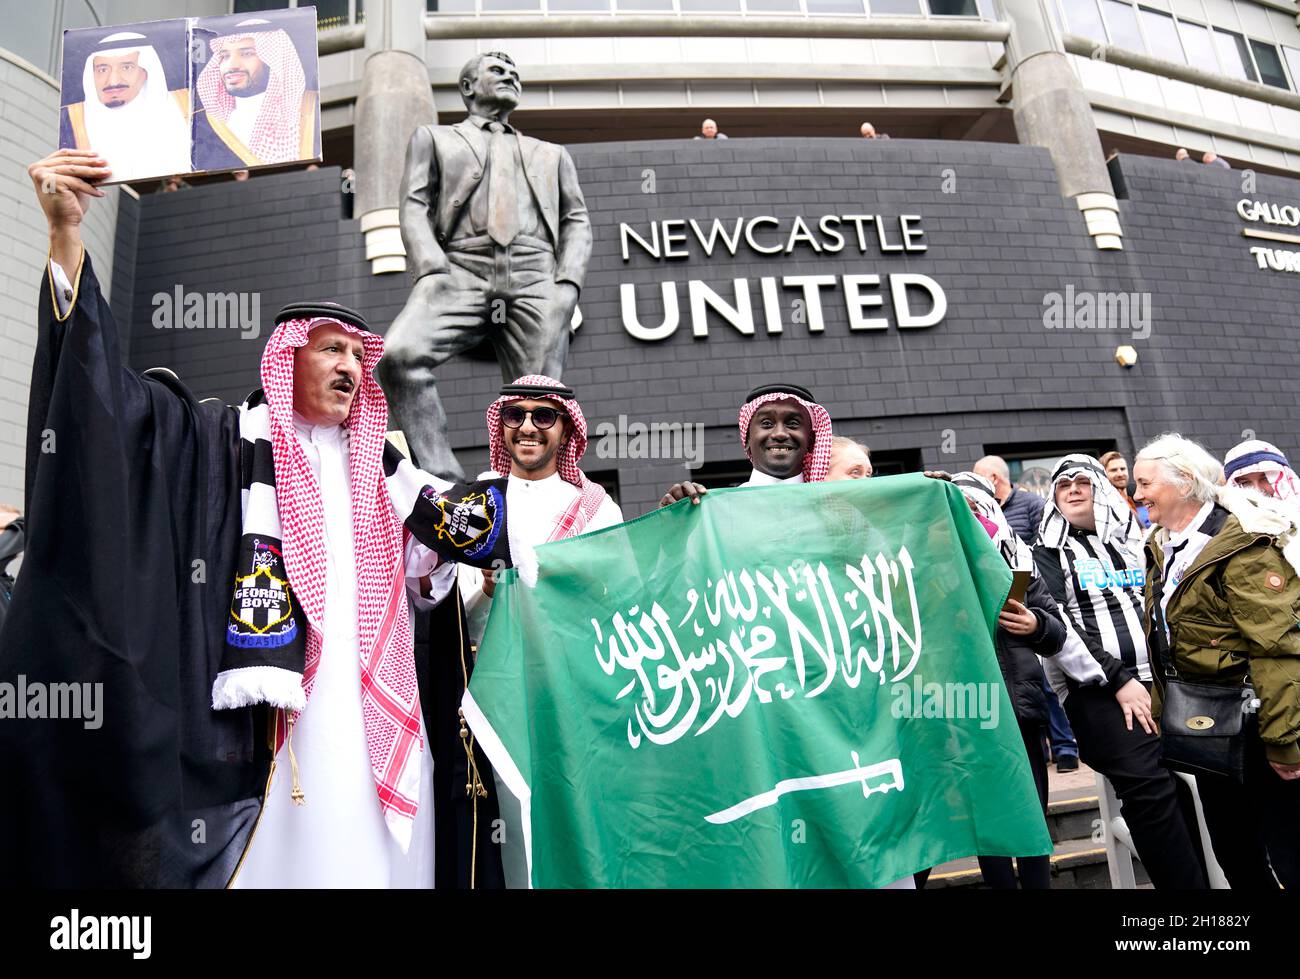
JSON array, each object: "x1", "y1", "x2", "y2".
[{"x1": 2, "y1": 0, "x2": 1298, "y2": 510}]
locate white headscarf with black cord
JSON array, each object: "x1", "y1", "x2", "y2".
[
  {"x1": 1036, "y1": 454, "x2": 1144, "y2": 556},
  {"x1": 952, "y1": 471, "x2": 1034, "y2": 573}
]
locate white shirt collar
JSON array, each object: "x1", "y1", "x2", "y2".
[
  {"x1": 292, "y1": 411, "x2": 345, "y2": 445},
  {"x1": 745, "y1": 469, "x2": 804, "y2": 486},
  {"x1": 507, "y1": 471, "x2": 567, "y2": 492},
  {"x1": 1168, "y1": 500, "x2": 1215, "y2": 548}
]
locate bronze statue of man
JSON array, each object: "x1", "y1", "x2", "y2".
[{"x1": 380, "y1": 52, "x2": 593, "y2": 480}]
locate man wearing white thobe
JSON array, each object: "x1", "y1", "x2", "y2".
[{"x1": 230, "y1": 416, "x2": 455, "y2": 888}]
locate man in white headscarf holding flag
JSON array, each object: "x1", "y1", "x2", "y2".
[
  {"x1": 193, "y1": 17, "x2": 320, "y2": 171},
  {"x1": 60, "y1": 28, "x2": 191, "y2": 183},
  {"x1": 1, "y1": 149, "x2": 512, "y2": 889},
  {"x1": 438, "y1": 376, "x2": 624, "y2": 886}
]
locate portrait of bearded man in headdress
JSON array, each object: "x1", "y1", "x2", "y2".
[{"x1": 192, "y1": 11, "x2": 321, "y2": 172}]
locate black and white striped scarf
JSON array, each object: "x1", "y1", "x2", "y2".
[
  {"x1": 212, "y1": 408, "x2": 515, "y2": 713},
  {"x1": 952, "y1": 471, "x2": 1034, "y2": 573}
]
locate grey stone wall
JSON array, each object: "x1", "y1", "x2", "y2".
[
  {"x1": 109, "y1": 138, "x2": 1299, "y2": 515},
  {"x1": 1, "y1": 49, "x2": 122, "y2": 508}
]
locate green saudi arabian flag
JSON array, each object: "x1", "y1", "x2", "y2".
[{"x1": 462, "y1": 474, "x2": 1052, "y2": 888}]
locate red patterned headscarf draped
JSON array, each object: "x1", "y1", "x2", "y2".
[
  {"x1": 261, "y1": 316, "x2": 424, "y2": 849},
  {"x1": 197, "y1": 28, "x2": 305, "y2": 164},
  {"x1": 486, "y1": 374, "x2": 608, "y2": 541},
  {"x1": 738, "y1": 386, "x2": 833, "y2": 483}
]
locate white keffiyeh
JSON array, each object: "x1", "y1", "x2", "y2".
[{"x1": 1036, "y1": 454, "x2": 1144, "y2": 556}]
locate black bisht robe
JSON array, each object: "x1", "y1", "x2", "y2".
[{"x1": 0, "y1": 257, "x2": 502, "y2": 888}]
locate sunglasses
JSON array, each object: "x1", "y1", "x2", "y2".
[{"x1": 500, "y1": 405, "x2": 567, "y2": 430}]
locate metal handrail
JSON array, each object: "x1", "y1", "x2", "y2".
[
  {"x1": 318, "y1": 24, "x2": 366, "y2": 54},
  {"x1": 1062, "y1": 33, "x2": 1300, "y2": 113},
  {"x1": 424, "y1": 12, "x2": 1010, "y2": 40}
]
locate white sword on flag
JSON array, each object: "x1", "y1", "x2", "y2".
[{"x1": 704, "y1": 753, "x2": 905, "y2": 825}]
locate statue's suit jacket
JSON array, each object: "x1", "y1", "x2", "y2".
[{"x1": 399, "y1": 119, "x2": 592, "y2": 290}]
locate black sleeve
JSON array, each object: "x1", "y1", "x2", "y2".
[
  {"x1": 1033, "y1": 546, "x2": 1068, "y2": 607},
  {"x1": 1, "y1": 253, "x2": 263, "y2": 888},
  {"x1": 1024, "y1": 574, "x2": 1066, "y2": 657},
  {"x1": 0, "y1": 519, "x2": 24, "y2": 572},
  {"x1": 383, "y1": 443, "x2": 514, "y2": 570},
  {"x1": 25, "y1": 252, "x2": 196, "y2": 509},
  {"x1": 1027, "y1": 495, "x2": 1046, "y2": 538},
  {"x1": 1032, "y1": 545, "x2": 1132, "y2": 688}
]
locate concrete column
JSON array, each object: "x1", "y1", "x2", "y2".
[
  {"x1": 996, "y1": 0, "x2": 1122, "y2": 250},
  {"x1": 354, "y1": 0, "x2": 436, "y2": 274}
]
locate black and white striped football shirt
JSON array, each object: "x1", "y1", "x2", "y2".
[{"x1": 1034, "y1": 526, "x2": 1151, "y2": 687}]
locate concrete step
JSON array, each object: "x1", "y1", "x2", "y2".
[
  {"x1": 1046, "y1": 786, "x2": 1101, "y2": 843},
  {"x1": 925, "y1": 837, "x2": 1153, "y2": 889},
  {"x1": 922, "y1": 759, "x2": 1152, "y2": 889}
]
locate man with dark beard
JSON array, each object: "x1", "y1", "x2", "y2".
[
  {"x1": 457, "y1": 375, "x2": 623, "y2": 639},
  {"x1": 193, "y1": 20, "x2": 319, "y2": 170}
]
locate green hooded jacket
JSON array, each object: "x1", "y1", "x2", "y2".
[{"x1": 1144, "y1": 504, "x2": 1300, "y2": 766}]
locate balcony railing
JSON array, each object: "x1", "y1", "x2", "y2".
[{"x1": 426, "y1": 0, "x2": 996, "y2": 17}]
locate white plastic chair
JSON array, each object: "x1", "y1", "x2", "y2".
[{"x1": 1096, "y1": 771, "x2": 1229, "y2": 889}]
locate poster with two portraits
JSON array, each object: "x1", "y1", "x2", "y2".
[{"x1": 59, "y1": 6, "x2": 322, "y2": 184}]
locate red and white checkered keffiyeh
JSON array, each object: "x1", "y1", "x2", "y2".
[
  {"x1": 197, "y1": 28, "x2": 305, "y2": 164},
  {"x1": 738, "y1": 390, "x2": 833, "y2": 483},
  {"x1": 261, "y1": 316, "x2": 423, "y2": 848},
  {"x1": 486, "y1": 374, "x2": 608, "y2": 541}
]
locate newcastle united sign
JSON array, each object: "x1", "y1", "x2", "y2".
[{"x1": 616, "y1": 213, "x2": 948, "y2": 341}]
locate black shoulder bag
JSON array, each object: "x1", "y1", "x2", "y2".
[
  {"x1": 1151, "y1": 562, "x2": 1252, "y2": 782},
  {"x1": 1159, "y1": 671, "x2": 1251, "y2": 782}
]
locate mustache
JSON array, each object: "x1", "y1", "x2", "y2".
[{"x1": 330, "y1": 376, "x2": 355, "y2": 393}]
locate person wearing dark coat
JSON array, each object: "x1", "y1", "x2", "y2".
[
  {"x1": 0, "y1": 507, "x2": 23, "y2": 632},
  {"x1": 953, "y1": 472, "x2": 1065, "y2": 889},
  {"x1": 974, "y1": 456, "x2": 1079, "y2": 772}
]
